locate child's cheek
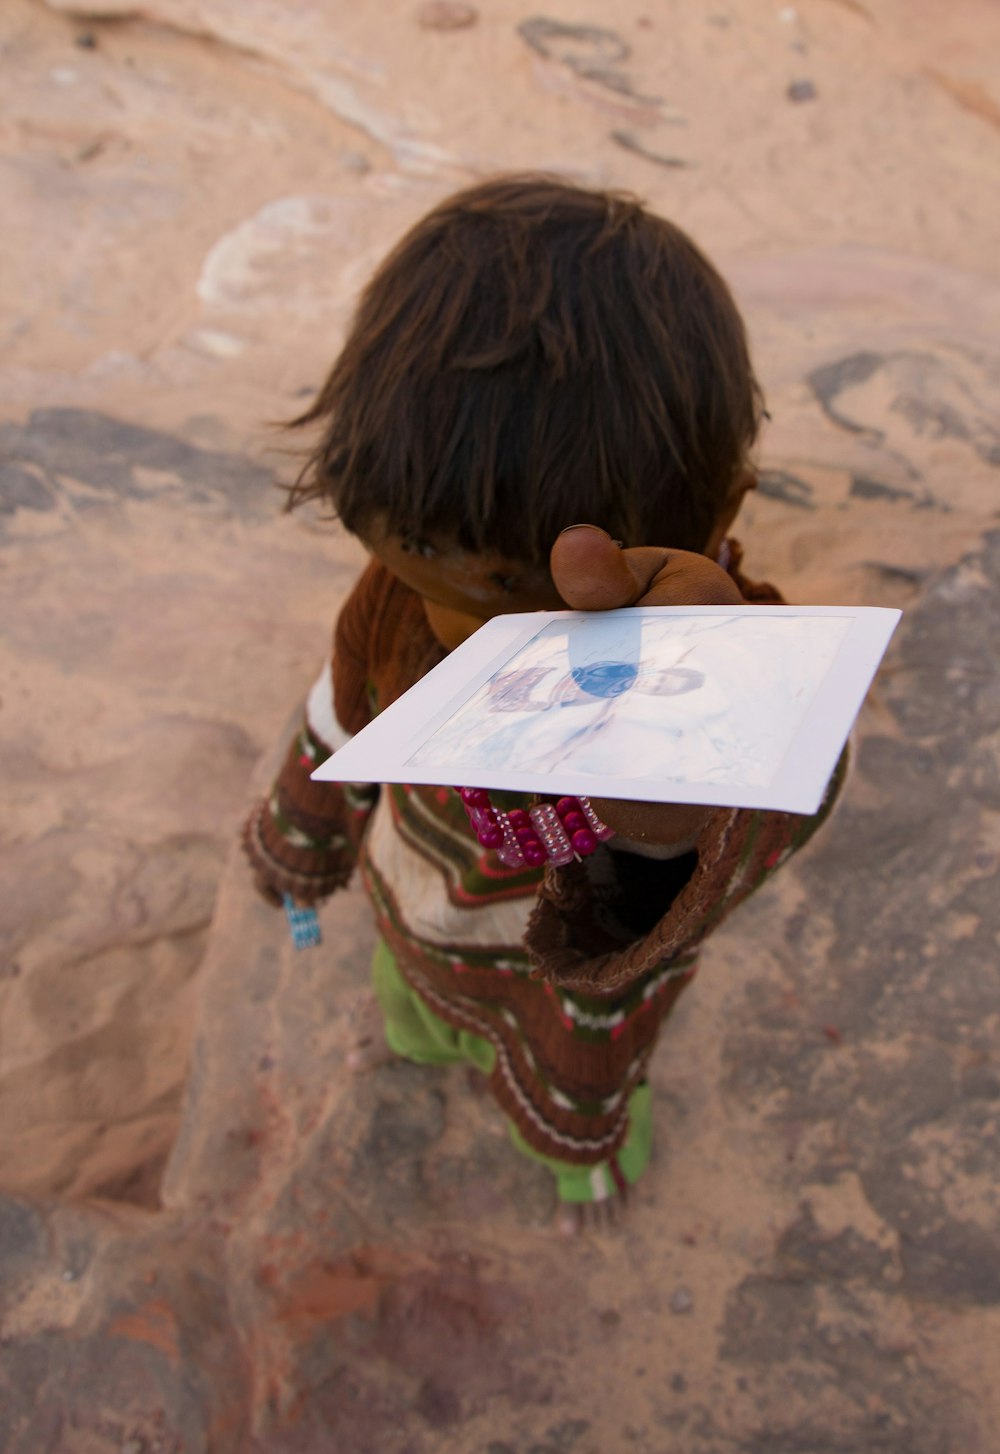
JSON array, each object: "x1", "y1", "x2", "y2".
[{"x1": 422, "y1": 598, "x2": 485, "y2": 650}]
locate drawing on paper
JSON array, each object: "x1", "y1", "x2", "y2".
[{"x1": 407, "y1": 612, "x2": 851, "y2": 788}]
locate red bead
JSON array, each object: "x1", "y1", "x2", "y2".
[
  {"x1": 515, "y1": 827, "x2": 537, "y2": 845},
  {"x1": 522, "y1": 841, "x2": 547, "y2": 867},
  {"x1": 477, "y1": 826, "x2": 503, "y2": 849},
  {"x1": 507, "y1": 808, "x2": 529, "y2": 828},
  {"x1": 571, "y1": 828, "x2": 598, "y2": 855},
  {"x1": 562, "y1": 811, "x2": 585, "y2": 834},
  {"x1": 555, "y1": 797, "x2": 578, "y2": 817},
  {"x1": 460, "y1": 787, "x2": 490, "y2": 807}
]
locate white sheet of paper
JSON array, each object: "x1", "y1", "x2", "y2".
[{"x1": 311, "y1": 605, "x2": 900, "y2": 814}]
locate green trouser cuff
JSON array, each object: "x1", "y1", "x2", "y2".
[{"x1": 372, "y1": 938, "x2": 496, "y2": 1074}]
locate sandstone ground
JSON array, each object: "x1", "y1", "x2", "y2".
[{"x1": 1, "y1": 1, "x2": 999, "y2": 1449}]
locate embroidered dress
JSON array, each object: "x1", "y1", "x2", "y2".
[{"x1": 243, "y1": 545, "x2": 843, "y2": 1185}]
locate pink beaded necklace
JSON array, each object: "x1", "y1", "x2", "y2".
[{"x1": 457, "y1": 787, "x2": 614, "y2": 868}]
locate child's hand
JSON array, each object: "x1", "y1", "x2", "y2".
[
  {"x1": 547, "y1": 524, "x2": 742, "y2": 847},
  {"x1": 252, "y1": 873, "x2": 285, "y2": 908},
  {"x1": 549, "y1": 524, "x2": 742, "y2": 610}
]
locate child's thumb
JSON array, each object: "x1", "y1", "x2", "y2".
[{"x1": 550, "y1": 525, "x2": 650, "y2": 609}]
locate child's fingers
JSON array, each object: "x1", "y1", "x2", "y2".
[
  {"x1": 550, "y1": 524, "x2": 743, "y2": 609},
  {"x1": 253, "y1": 874, "x2": 285, "y2": 908},
  {"x1": 637, "y1": 550, "x2": 744, "y2": 607}
]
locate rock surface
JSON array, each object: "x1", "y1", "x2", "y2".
[{"x1": 1, "y1": 0, "x2": 999, "y2": 1448}]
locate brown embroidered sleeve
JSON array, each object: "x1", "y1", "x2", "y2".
[
  {"x1": 524, "y1": 752, "x2": 846, "y2": 993},
  {"x1": 241, "y1": 564, "x2": 385, "y2": 905},
  {"x1": 524, "y1": 541, "x2": 846, "y2": 991}
]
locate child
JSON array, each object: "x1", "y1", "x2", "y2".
[{"x1": 243, "y1": 175, "x2": 842, "y2": 1234}]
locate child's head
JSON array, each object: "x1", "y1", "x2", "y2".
[{"x1": 289, "y1": 174, "x2": 762, "y2": 565}]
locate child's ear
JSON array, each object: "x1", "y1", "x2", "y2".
[{"x1": 704, "y1": 468, "x2": 756, "y2": 560}]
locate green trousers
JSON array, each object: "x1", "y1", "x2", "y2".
[{"x1": 372, "y1": 939, "x2": 652, "y2": 1204}]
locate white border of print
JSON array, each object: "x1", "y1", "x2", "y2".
[{"x1": 312, "y1": 605, "x2": 900, "y2": 815}]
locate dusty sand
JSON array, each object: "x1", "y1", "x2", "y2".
[{"x1": 1, "y1": 0, "x2": 999, "y2": 1449}]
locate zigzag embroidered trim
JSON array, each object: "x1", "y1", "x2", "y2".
[{"x1": 409, "y1": 966, "x2": 643, "y2": 1157}]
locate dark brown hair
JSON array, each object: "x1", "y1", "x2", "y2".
[{"x1": 287, "y1": 174, "x2": 762, "y2": 562}]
